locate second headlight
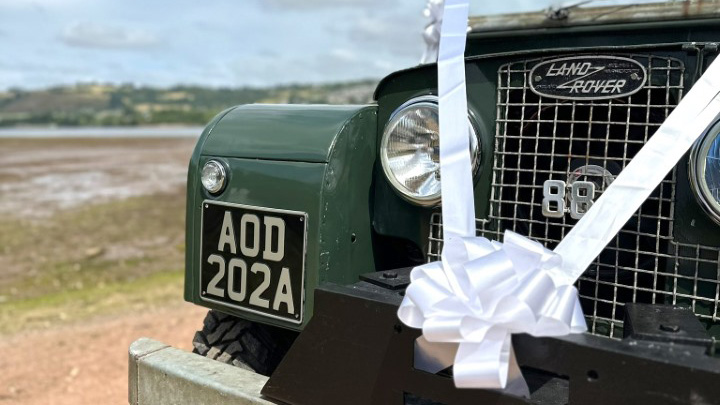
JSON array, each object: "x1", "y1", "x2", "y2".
[
  {"x1": 690, "y1": 118, "x2": 720, "y2": 225},
  {"x1": 380, "y1": 96, "x2": 480, "y2": 206}
]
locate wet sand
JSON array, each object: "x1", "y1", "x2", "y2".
[{"x1": 0, "y1": 137, "x2": 197, "y2": 218}]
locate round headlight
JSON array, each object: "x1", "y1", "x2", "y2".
[
  {"x1": 201, "y1": 160, "x2": 226, "y2": 194},
  {"x1": 690, "y1": 119, "x2": 720, "y2": 224},
  {"x1": 380, "y1": 96, "x2": 480, "y2": 206}
]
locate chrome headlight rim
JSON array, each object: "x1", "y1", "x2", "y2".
[
  {"x1": 380, "y1": 95, "x2": 481, "y2": 206},
  {"x1": 689, "y1": 118, "x2": 720, "y2": 226},
  {"x1": 201, "y1": 159, "x2": 227, "y2": 195}
]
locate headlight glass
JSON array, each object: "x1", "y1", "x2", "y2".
[
  {"x1": 201, "y1": 160, "x2": 226, "y2": 194},
  {"x1": 691, "y1": 119, "x2": 720, "y2": 224},
  {"x1": 380, "y1": 97, "x2": 479, "y2": 206}
]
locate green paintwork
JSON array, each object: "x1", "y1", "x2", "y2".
[
  {"x1": 185, "y1": 105, "x2": 377, "y2": 330},
  {"x1": 187, "y1": 17, "x2": 720, "y2": 331},
  {"x1": 201, "y1": 104, "x2": 372, "y2": 163}
]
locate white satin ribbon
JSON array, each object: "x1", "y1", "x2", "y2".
[
  {"x1": 421, "y1": 0, "x2": 443, "y2": 64},
  {"x1": 438, "y1": 0, "x2": 475, "y2": 242},
  {"x1": 400, "y1": 0, "x2": 720, "y2": 393}
]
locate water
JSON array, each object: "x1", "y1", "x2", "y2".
[{"x1": 0, "y1": 126, "x2": 204, "y2": 139}]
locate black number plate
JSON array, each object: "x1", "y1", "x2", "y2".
[{"x1": 200, "y1": 201, "x2": 306, "y2": 324}]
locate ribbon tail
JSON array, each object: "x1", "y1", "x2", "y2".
[
  {"x1": 414, "y1": 335, "x2": 458, "y2": 374},
  {"x1": 453, "y1": 337, "x2": 529, "y2": 398},
  {"x1": 503, "y1": 346, "x2": 530, "y2": 398},
  {"x1": 571, "y1": 295, "x2": 588, "y2": 333},
  {"x1": 453, "y1": 332, "x2": 511, "y2": 389}
]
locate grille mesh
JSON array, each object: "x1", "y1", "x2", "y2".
[
  {"x1": 428, "y1": 54, "x2": 720, "y2": 338},
  {"x1": 428, "y1": 216, "x2": 720, "y2": 338}
]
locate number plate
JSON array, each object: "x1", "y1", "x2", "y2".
[{"x1": 200, "y1": 201, "x2": 307, "y2": 324}]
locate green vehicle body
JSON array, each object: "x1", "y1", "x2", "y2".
[{"x1": 185, "y1": 5, "x2": 720, "y2": 334}]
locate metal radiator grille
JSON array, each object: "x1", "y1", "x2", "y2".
[
  {"x1": 428, "y1": 216, "x2": 720, "y2": 338},
  {"x1": 427, "y1": 54, "x2": 720, "y2": 338}
]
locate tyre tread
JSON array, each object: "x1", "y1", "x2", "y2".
[{"x1": 192, "y1": 310, "x2": 296, "y2": 376}]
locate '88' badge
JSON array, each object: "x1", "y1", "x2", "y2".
[{"x1": 542, "y1": 164, "x2": 616, "y2": 220}]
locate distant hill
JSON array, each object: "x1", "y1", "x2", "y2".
[{"x1": 0, "y1": 80, "x2": 377, "y2": 127}]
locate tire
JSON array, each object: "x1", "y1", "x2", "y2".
[{"x1": 192, "y1": 310, "x2": 298, "y2": 376}]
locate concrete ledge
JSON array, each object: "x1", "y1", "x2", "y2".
[{"x1": 129, "y1": 338, "x2": 277, "y2": 405}]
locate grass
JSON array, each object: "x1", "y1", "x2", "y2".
[
  {"x1": 0, "y1": 190, "x2": 188, "y2": 334},
  {"x1": 0, "y1": 270, "x2": 184, "y2": 334}
]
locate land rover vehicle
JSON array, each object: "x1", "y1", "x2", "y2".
[{"x1": 184, "y1": 0, "x2": 720, "y2": 388}]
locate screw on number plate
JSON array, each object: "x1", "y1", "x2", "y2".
[
  {"x1": 534, "y1": 75, "x2": 542, "y2": 82},
  {"x1": 204, "y1": 204, "x2": 208, "y2": 208},
  {"x1": 659, "y1": 324, "x2": 680, "y2": 333},
  {"x1": 630, "y1": 73, "x2": 640, "y2": 80}
]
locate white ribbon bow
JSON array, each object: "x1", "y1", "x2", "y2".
[{"x1": 399, "y1": 231, "x2": 586, "y2": 388}]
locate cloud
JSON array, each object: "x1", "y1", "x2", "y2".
[
  {"x1": 344, "y1": 13, "x2": 424, "y2": 58},
  {"x1": 329, "y1": 48, "x2": 359, "y2": 63},
  {"x1": 2, "y1": 0, "x2": 423, "y2": 90},
  {"x1": 224, "y1": 45, "x2": 408, "y2": 88},
  {"x1": 60, "y1": 22, "x2": 159, "y2": 49},
  {"x1": 259, "y1": 0, "x2": 386, "y2": 10}
]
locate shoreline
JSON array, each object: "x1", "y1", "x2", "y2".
[{"x1": 0, "y1": 125, "x2": 204, "y2": 138}]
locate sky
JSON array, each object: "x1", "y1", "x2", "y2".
[{"x1": 1, "y1": 0, "x2": 662, "y2": 91}]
